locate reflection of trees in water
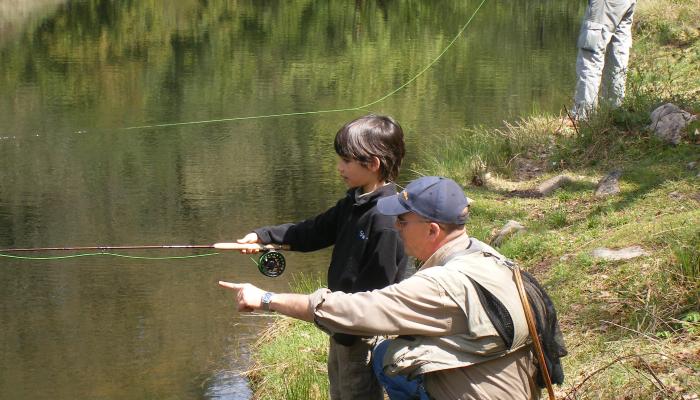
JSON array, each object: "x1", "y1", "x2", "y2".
[
  {"x1": 0, "y1": 0, "x2": 66, "y2": 41},
  {"x1": 1, "y1": 0, "x2": 585, "y2": 123},
  {"x1": 0, "y1": 0, "x2": 586, "y2": 246}
]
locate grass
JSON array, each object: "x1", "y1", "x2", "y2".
[
  {"x1": 672, "y1": 230, "x2": 700, "y2": 282},
  {"x1": 245, "y1": 273, "x2": 330, "y2": 400},
  {"x1": 247, "y1": 0, "x2": 699, "y2": 398},
  {"x1": 246, "y1": 317, "x2": 329, "y2": 400}
]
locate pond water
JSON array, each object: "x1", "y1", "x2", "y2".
[{"x1": 0, "y1": 0, "x2": 584, "y2": 398}]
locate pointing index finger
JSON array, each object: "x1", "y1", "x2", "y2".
[{"x1": 218, "y1": 281, "x2": 242, "y2": 290}]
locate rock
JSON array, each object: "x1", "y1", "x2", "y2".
[
  {"x1": 669, "y1": 191, "x2": 683, "y2": 200},
  {"x1": 471, "y1": 171, "x2": 493, "y2": 187},
  {"x1": 649, "y1": 103, "x2": 698, "y2": 145},
  {"x1": 490, "y1": 220, "x2": 525, "y2": 246},
  {"x1": 513, "y1": 157, "x2": 545, "y2": 181},
  {"x1": 688, "y1": 161, "x2": 698, "y2": 170},
  {"x1": 507, "y1": 174, "x2": 574, "y2": 198},
  {"x1": 537, "y1": 175, "x2": 573, "y2": 196},
  {"x1": 508, "y1": 189, "x2": 542, "y2": 198},
  {"x1": 681, "y1": 393, "x2": 699, "y2": 400},
  {"x1": 591, "y1": 246, "x2": 647, "y2": 261},
  {"x1": 595, "y1": 170, "x2": 622, "y2": 197}
]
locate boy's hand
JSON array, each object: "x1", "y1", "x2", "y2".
[
  {"x1": 219, "y1": 281, "x2": 264, "y2": 312},
  {"x1": 237, "y1": 232, "x2": 260, "y2": 254}
]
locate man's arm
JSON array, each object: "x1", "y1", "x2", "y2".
[
  {"x1": 220, "y1": 273, "x2": 458, "y2": 337},
  {"x1": 218, "y1": 281, "x2": 313, "y2": 322}
]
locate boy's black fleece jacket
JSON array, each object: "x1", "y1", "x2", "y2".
[{"x1": 254, "y1": 184, "x2": 408, "y2": 344}]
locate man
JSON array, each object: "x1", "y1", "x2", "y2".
[
  {"x1": 572, "y1": 0, "x2": 637, "y2": 120},
  {"x1": 220, "y1": 176, "x2": 541, "y2": 400}
]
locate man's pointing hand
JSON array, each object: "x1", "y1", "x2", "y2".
[{"x1": 218, "y1": 281, "x2": 265, "y2": 312}]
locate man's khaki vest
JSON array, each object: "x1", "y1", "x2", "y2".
[{"x1": 383, "y1": 251, "x2": 530, "y2": 378}]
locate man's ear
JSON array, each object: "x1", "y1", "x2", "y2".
[
  {"x1": 427, "y1": 222, "x2": 442, "y2": 240},
  {"x1": 368, "y1": 156, "x2": 381, "y2": 172}
]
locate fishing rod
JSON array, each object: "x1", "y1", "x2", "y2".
[{"x1": 0, "y1": 242, "x2": 290, "y2": 278}]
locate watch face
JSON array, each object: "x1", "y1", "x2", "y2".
[{"x1": 262, "y1": 292, "x2": 273, "y2": 311}]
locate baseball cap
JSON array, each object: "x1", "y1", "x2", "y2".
[{"x1": 377, "y1": 176, "x2": 470, "y2": 224}]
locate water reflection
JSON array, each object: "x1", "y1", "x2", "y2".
[
  {"x1": 202, "y1": 332, "x2": 255, "y2": 400},
  {"x1": 204, "y1": 370, "x2": 253, "y2": 400},
  {"x1": 0, "y1": 0, "x2": 584, "y2": 398}
]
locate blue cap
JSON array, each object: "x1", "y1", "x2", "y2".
[{"x1": 377, "y1": 176, "x2": 469, "y2": 224}]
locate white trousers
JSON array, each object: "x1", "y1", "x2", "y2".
[{"x1": 573, "y1": 0, "x2": 636, "y2": 119}]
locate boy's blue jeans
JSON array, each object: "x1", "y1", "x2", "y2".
[{"x1": 371, "y1": 339, "x2": 430, "y2": 400}]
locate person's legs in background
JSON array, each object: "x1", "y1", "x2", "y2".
[
  {"x1": 601, "y1": 3, "x2": 635, "y2": 108},
  {"x1": 572, "y1": 28, "x2": 612, "y2": 120}
]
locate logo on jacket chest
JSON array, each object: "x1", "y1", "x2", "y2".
[{"x1": 358, "y1": 229, "x2": 368, "y2": 240}]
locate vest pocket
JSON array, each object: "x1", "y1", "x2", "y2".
[{"x1": 577, "y1": 20, "x2": 606, "y2": 52}]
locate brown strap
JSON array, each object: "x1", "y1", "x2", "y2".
[{"x1": 513, "y1": 265, "x2": 556, "y2": 400}]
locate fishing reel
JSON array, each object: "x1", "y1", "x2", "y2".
[
  {"x1": 255, "y1": 250, "x2": 286, "y2": 277},
  {"x1": 212, "y1": 242, "x2": 288, "y2": 277}
]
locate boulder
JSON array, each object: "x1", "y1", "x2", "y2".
[
  {"x1": 595, "y1": 170, "x2": 622, "y2": 197},
  {"x1": 490, "y1": 220, "x2": 525, "y2": 246},
  {"x1": 649, "y1": 103, "x2": 697, "y2": 145}
]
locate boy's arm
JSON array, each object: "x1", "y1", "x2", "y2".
[{"x1": 254, "y1": 197, "x2": 345, "y2": 252}]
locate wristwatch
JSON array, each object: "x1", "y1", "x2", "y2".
[{"x1": 261, "y1": 292, "x2": 275, "y2": 312}]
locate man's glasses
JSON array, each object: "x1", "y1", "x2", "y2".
[{"x1": 395, "y1": 218, "x2": 430, "y2": 229}]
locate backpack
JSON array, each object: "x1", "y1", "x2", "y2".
[{"x1": 448, "y1": 238, "x2": 568, "y2": 387}]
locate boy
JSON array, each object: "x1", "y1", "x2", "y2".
[{"x1": 237, "y1": 114, "x2": 408, "y2": 400}]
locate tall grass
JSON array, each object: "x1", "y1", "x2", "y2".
[
  {"x1": 246, "y1": 273, "x2": 329, "y2": 400},
  {"x1": 424, "y1": 116, "x2": 559, "y2": 184},
  {"x1": 635, "y1": 0, "x2": 700, "y2": 47},
  {"x1": 247, "y1": 317, "x2": 329, "y2": 400},
  {"x1": 671, "y1": 231, "x2": 700, "y2": 283}
]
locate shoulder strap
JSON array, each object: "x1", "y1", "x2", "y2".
[
  {"x1": 445, "y1": 239, "x2": 515, "y2": 349},
  {"x1": 513, "y1": 264, "x2": 556, "y2": 400}
]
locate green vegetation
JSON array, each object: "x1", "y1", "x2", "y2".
[
  {"x1": 245, "y1": 274, "x2": 329, "y2": 400},
  {"x1": 249, "y1": 0, "x2": 699, "y2": 398},
  {"x1": 247, "y1": 317, "x2": 329, "y2": 400}
]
